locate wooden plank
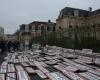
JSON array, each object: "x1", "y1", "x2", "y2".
[
  {"x1": 95, "y1": 58, "x2": 100, "y2": 65},
  {"x1": 46, "y1": 72, "x2": 69, "y2": 80},
  {"x1": 0, "y1": 65, "x2": 7, "y2": 73},
  {"x1": 21, "y1": 63, "x2": 29, "y2": 67},
  {"x1": 45, "y1": 60, "x2": 57, "y2": 65},
  {"x1": 52, "y1": 72, "x2": 69, "y2": 80},
  {"x1": 25, "y1": 67, "x2": 35, "y2": 74},
  {"x1": 2, "y1": 61, "x2": 8, "y2": 66},
  {"x1": 77, "y1": 56, "x2": 92, "y2": 64},
  {"x1": 19, "y1": 58, "x2": 24, "y2": 63},
  {"x1": 15, "y1": 65, "x2": 24, "y2": 71},
  {"x1": 39, "y1": 58, "x2": 45, "y2": 61},
  {"x1": 6, "y1": 77, "x2": 16, "y2": 80},
  {"x1": 35, "y1": 70, "x2": 47, "y2": 79},
  {"x1": 34, "y1": 61, "x2": 42, "y2": 67},
  {"x1": 34, "y1": 61, "x2": 49, "y2": 73},
  {"x1": 39, "y1": 62, "x2": 48, "y2": 67},
  {"x1": 0, "y1": 74, "x2": 5, "y2": 80},
  {"x1": 88, "y1": 70, "x2": 100, "y2": 77},
  {"x1": 44, "y1": 57, "x2": 53, "y2": 60},
  {"x1": 62, "y1": 70, "x2": 85, "y2": 80},
  {"x1": 6, "y1": 73, "x2": 16, "y2": 80},
  {"x1": 29, "y1": 59, "x2": 34, "y2": 61},
  {"x1": 46, "y1": 73, "x2": 57, "y2": 80},
  {"x1": 12, "y1": 55, "x2": 15, "y2": 59},
  {"x1": 39, "y1": 66, "x2": 49, "y2": 73},
  {"x1": 23, "y1": 58, "x2": 29, "y2": 62},
  {"x1": 66, "y1": 66, "x2": 78, "y2": 72},
  {"x1": 28, "y1": 62, "x2": 35, "y2": 67},
  {"x1": 54, "y1": 65, "x2": 65, "y2": 71},
  {"x1": 63, "y1": 58, "x2": 92, "y2": 70},
  {"x1": 7, "y1": 64, "x2": 15, "y2": 73},
  {"x1": 82, "y1": 49, "x2": 92, "y2": 54},
  {"x1": 54, "y1": 65, "x2": 85, "y2": 80},
  {"x1": 13, "y1": 59, "x2": 19, "y2": 63},
  {"x1": 16, "y1": 65, "x2": 31, "y2": 80},
  {"x1": 79, "y1": 72, "x2": 100, "y2": 80}
]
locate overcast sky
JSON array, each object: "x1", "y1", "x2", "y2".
[{"x1": 0, "y1": 0, "x2": 100, "y2": 34}]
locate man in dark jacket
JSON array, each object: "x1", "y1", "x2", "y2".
[
  {"x1": 0, "y1": 39, "x2": 5, "y2": 54},
  {"x1": 7, "y1": 40, "x2": 12, "y2": 52}
]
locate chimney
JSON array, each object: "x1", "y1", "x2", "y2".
[{"x1": 89, "y1": 7, "x2": 92, "y2": 12}]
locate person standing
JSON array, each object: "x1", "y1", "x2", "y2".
[
  {"x1": 0, "y1": 39, "x2": 5, "y2": 54},
  {"x1": 7, "y1": 40, "x2": 12, "y2": 52}
]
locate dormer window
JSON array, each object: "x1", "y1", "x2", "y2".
[
  {"x1": 74, "y1": 10, "x2": 79, "y2": 16},
  {"x1": 60, "y1": 11, "x2": 63, "y2": 17},
  {"x1": 68, "y1": 12, "x2": 71, "y2": 16}
]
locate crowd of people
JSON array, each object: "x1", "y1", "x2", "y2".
[{"x1": 0, "y1": 39, "x2": 19, "y2": 54}]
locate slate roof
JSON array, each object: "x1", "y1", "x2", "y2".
[
  {"x1": 60, "y1": 7, "x2": 100, "y2": 17},
  {"x1": 90, "y1": 9, "x2": 100, "y2": 16},
  {"x1": 30, "y1": 21, "x2": 48, "y2": 25}
]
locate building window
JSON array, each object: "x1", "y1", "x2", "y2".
[
  {"x1": 71, "y1": 11, "x2": 74, "y2": 16},
  {"x1": 47, "y1": 26, "x2": 50, "y2": 31},
  {"x1": 38, "y1": 26, "x2": 41, "y2": 30},
  {"x1": 35, "y1": 25, "x2": 38, "y2": 30},
  {"x1": 69, "y1": 25, "x2": 72, "y2": 28},
  {"x1": 74, "y1": 10, "x2": 79, "y2": 16},
  {"x1": 29, "y1": 25, "x2": 32, "y2": 30},
  {"x1": 59, "y1": 26, "x2": 61, "y2": 29},
  {"x1": 93, "y1": 25, "x2": 95, "y2": 28},
  {"x1": 53, "y1": 26, "x2": 55, "y2": 31},
  {"x1": 41, "y1": 26, "x2": 45, "y2": 31},
  {"x1": 20, "y1": 24, "x2": 25, "y2": 30}
]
